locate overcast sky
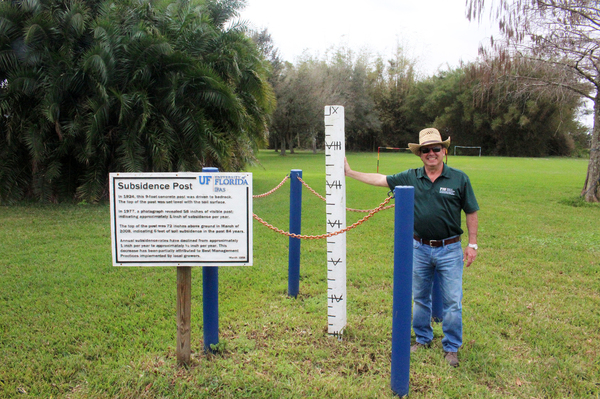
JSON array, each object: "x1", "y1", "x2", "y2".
[{"x1": 238, "y1": 0, "x2": 498, "y2": 76}]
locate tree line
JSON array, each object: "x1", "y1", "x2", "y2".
[
  {"x1": 0, "y1": 0, "x2": 595, "y2": 204},
  {"x1": 257, "y1": 33, "x2": 589, "y2": 158}
]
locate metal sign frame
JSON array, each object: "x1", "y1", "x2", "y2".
[{"x1": 109, "y1": 172, "x2": 253, "y2": 266}]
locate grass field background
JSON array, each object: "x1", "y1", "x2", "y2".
[{"x1": 1, "y1": 151, "x2": 599, "y2": 398}]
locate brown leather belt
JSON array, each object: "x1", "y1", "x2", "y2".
[{"x1": 414, "y1": 235, "x2": 461, "y2": 247}]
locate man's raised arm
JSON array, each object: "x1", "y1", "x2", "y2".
[{"x1": 344, "y1": 157, "x2": 389, "y2": 187}]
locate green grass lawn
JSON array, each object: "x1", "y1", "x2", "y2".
[{"x1": 1, "y1": 151, "x2": 599, "y2": 398}]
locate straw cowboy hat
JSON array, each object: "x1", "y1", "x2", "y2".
[{"x1": 408, "y1": 128, "x2": 451, "y2": 156}]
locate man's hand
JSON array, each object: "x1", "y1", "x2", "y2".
[
  {"x1": 464, "y1": 212, "x2": 478, "y2": 267},
  {"x1": 463, "y1": 246, "x2": 477, "y2": 267}
]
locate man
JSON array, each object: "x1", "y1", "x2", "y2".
[{"x1": 344, "y1": 128, "x2": 479, "y2": 367}]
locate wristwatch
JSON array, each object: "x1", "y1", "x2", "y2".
[{"x1": 468, "y1": 243, "x2": 478, "y2": 250}]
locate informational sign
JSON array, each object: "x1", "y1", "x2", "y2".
[
  {"x1": 109, "y1": 172, "x2": 252, "y2": 266},
  {"x1": 324, "y1": 105, "x2": 347, "y2": 337}
]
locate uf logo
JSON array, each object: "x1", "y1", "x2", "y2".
[{"x1": 198, "y1": 176, "x2": 212, "y2": 185}]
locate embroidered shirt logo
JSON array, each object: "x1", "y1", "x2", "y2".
[{"x1": 439, "y1": 187, "x2": 456, "y2": 195}]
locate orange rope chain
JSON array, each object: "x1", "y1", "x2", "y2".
[
  {"x1": 252, "y1": 175, "x2": 289, "y2": 198},
  {"x1": 252, "y1": 175, "x2": 394, "y2": 240},
  {"x1": 296, "y1": 176, "x2": 326, "y2": 202},
  {"x1": 252, "y1": 196, "x2": 393, "y2": 240}
]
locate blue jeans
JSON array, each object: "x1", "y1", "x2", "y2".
[{"x1": 412, "y1": 238, "x2": 464, "y2": 352}]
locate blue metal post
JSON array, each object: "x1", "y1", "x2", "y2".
[
  {"x1": 391, "y1": 186, "x2": 414, "y2": 397},
  {"x1": 288, "y1": 169, "x2": 302, "y2": 298},
  {"x1": 432, "y1": 270, "x2": 443, "y2": 323},
  {"x1": 202, "y1": 167, "x2": 219, "y2": 352}
]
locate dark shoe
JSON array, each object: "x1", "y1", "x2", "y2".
[
  {"x1": 444, "y1": 351, "x2": 459, "y2": 367},
  {"x1": 410, "y1": 342, "x2": 430, "y2": 353}
]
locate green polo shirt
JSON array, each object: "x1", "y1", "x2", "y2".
[{"x1": 386, "y1": 164, "x2": 479, "y2": 240}]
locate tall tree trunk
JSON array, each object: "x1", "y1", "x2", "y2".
[
  {"x1": 583, "y1": 95, "x2": 600, "y2": 202},
  {"x1": 280, "y1": 135, "x2": 286, "y2": 156},
  {"x1": 288, "y1": 132, "x2": 295, "y2": 154}
]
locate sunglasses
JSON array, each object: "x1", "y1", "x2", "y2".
[{"x1": 421, "y1": 147, "x2": 443, "y2": 154}]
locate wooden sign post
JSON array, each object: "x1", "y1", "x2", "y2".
[{"x1": 177, "y1": 266, "x2": 192, "y2": 364}]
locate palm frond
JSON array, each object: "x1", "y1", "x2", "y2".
[{"x1": 83, "y1": 49, "x2": 109, "y2": 84}]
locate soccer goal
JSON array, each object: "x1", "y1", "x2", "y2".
[{"x1": 453, "y1": 146, "x2": 482, "y2": 156}]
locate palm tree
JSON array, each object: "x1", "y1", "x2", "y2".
[{"x1": 0, "y1": 0, "x2": 274, "y2": 203}]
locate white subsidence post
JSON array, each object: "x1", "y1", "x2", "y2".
[{"x1": 324, "y1": 105, "x2": 346, "y2": 338}]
